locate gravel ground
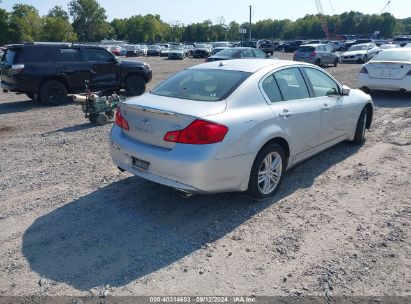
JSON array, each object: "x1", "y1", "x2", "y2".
[{"x1": 0, "y1": 53, "x2": 410, "y2": 298}]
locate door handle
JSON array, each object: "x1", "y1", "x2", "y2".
[{"x1": 279, "y1": 109, "x2": 293, "y2": 117}]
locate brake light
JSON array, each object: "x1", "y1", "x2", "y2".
[
  {"x1": 115, "y1": 109, "x2": 129, "y2": 131},
  {"x1": 360, "y1": 66, "x2": 369, "y2": 74},
  {"x1": 11, "y1": 64, "x2": 24, "y2": 75},
  {"x1": 310, "y1": 52, "x2": 317, "y2": 57},
  {"x1": 164, "y1": 119, "x2": 228, "y2": 145}
]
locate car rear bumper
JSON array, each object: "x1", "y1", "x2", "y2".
[
  {"x1": 109, "y1": 126, "x2": 253, "y2": 193},
  {"x1": 358, "y1": 74, "x2": 411, "y2": 91}
]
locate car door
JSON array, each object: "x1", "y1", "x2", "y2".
[
  {"x1": 83, "y1": 48, "x2": 118, "y2": 89},
  {"x1": 301, "y1": 67, "x2": 353, "y2": 145},
  {"x1": 260, "y1": 67, "x2": 322, "y2": 161},
  {"x1": 56, "y1": 47, "x2": 92, "y2": 91}
]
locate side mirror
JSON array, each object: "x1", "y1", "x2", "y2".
[{"x1": 342, "y1": 85, "x2": 350, "y2": 96}]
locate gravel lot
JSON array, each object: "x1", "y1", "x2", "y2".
[{"x1": 0, "y1": 52, "x2": 410, "y2": 298}]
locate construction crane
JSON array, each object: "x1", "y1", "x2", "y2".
[
  {"x1": 315, "y1": 0, "x2": 331, "y2": 38},
  {"x1": 379, "y1": 0, "x2": 391, "y2": 15}
]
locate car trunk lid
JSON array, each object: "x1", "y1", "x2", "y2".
[
  {"x1": 120, "y1": 93, "x2": 226, "y2": 149},
  {"x1": 366, "y1": 62, "x2": 411, "y2": 80}
]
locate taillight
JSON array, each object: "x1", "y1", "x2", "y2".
[
  {"x1": 115, "y1": 109, "x2": 129, "y2": 131},
  {"x1": 11, "y1": 64, "x2": 24, "y2": 75},
  {"x1": 310, "y1": 52, "x2": 317, "y2": 57},
  {"x1": 164, "y1": 119, "x2": 228, "y2": 145},
  {"x1": 360, "y1": 66, "x2": 368, "y2": 74}
]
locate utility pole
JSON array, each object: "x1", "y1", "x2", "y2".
[{"x1": 249, "y1": 5, "x2": 252, "y2": 41}]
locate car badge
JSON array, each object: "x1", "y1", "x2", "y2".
[{"x1": 142, "y1": 118, "x2": 150, "y2": 125}]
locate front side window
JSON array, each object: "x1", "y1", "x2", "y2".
[
  {"x1": 274, "y1": 68, "x2": 310, "y2": 101},
  {"x1": 241, "y1": 49, "x2": 255, "y2": 58},
  {"x1": 303, "y1": 68, "x2": 340, "y2": 97},
  {"x1": 151, "y1": 69, "x2": 251, "y2": 102},
  {"x1": 254, "y1": 49, "x2": 268, "y2": 58},
  {"x1": 85, "y1": 48, "x2": 114, "y2": 62}
]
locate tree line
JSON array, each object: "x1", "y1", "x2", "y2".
[{"x1": 0, "y1": 0, "x2": 410, "y2": 46}]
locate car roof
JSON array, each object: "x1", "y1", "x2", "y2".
[{"x1": 190, "y1": 59, "x2": 310, "y2": 73}]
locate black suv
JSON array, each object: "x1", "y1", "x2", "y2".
[{"x1": 0, "y1": 42, "x2": 152, "y2": 105}]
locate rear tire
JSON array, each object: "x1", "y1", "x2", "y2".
[
  {"x1": 247, "y1": 143, "x2": 285, "y2": 200},
  {"x1": 40, "y1": 80, "x2": 67, "y2": 106},
  {"x1": 363, "y1": 55, "x2": 368, "y2": 63},
  {"x1": 333, "y1": 58, "x2": 338, "y2": 67},
  {"x1": 352, "y1": 108, "x2": 367, "y2": 145},
  {"x1": 125, "y1": 74, "x2": 146, "y2": 96},
  {"x1": 315, "y1": 59, "x2": 321, "y2": 66}
]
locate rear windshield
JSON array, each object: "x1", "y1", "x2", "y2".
[
  {"x1": 151, "y1": 69, "x2": 251, "y2": 102},
  {"x1": 2, "y1": 48, "x2": 21, "y2": 64},
  {"x1": 297, "y1": 46, "x2": 315, "y2": 52},
  {"x1": 372, "y1": 50, "x2": 411, "y2": 62}
]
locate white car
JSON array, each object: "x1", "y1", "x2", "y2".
[
  {"x1": 110, "y1": 59, "x2": 374, "y2": 199},
  {"x1": 341, "y1": 43, "x2": 380, "y2": 63},
  {"x1": 379, "y1": 44, "x2": 400, "y2": 51},
  {"x1": 358, "y1": 48, "x2": 411, "y2": 93}
]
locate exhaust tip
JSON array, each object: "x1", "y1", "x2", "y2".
[
  {"x1": 2, "y1": 89, "x2": 8, "y2": 93},
  {"x1": 399, "y1": 88, "x2": 407, "y2": 93}
]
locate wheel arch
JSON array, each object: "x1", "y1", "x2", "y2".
[
  {"x1": 38, "y1": 76, "x2": 69, "y2": 92},
  {"x1": 258, "y1": 136, "x2": 291, "y2": 168},
  {"x1": 364, "y1": 103, "x2": 373, "y2": 129}
]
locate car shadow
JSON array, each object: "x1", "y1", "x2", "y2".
[
  {"x1": 22, "y1": 142, "x2": 360, "y2": 291},
  {"x1": 371, "y1": 90, "x2": 411, "y2": 108},
  {"x1": 0, "y1": 97, "x2": 73, "y2": 115},
  {"x1": 48, "y1": 122, "x2": 102, "y2": 134},
  {"x1": 0, "y1": 98, "x2": 44, "y2": 115}
]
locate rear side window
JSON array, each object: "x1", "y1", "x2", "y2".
[
  {"x1": 2, "y1": 48, "x2": 21, "y2": 64},
  {"x1": 84, "y1": 48, "x2": 114, "y2": 62},
  {"x1": 274, "y1": 68, "x2": 310, "y2": 101},
  {"x1": 151, "y1": 69, "x2": 251, "y2": 102},
  {"x1": 261, "y1": 75, "x2": 283, "y2": 103},
  {"x1": 57, "y1": 49, "x2": 83, "y2": 62},
  {"x1": 20, "y1": 46, "x2": 56, "y2": 62}
]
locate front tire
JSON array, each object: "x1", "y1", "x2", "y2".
[
  {"x1": 363, "y1": 55, "x2": 368, "y2": 63},
  {"x1": 40, "y1": 80, "x2": 67, "y2": 106},
  {"x1": 125, "y1": 74, "x2": 146, "y2": 96},
  {"x1": 247, "y1": 144, "x2": 285, "y2": 200},
  {"x1": 333, "y1": 58, "x2": 338, "y2": 67},
  {"x1": 352, "y1": 108, "x2": 367, "y2": 145}
]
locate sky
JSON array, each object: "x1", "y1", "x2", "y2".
[{"x1": 1, "y1": 0, "x2": 410, "y2": 24}]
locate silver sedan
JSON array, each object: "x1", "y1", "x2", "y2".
[{"x1": 109, "y1": 59, "x2": 374, "y2": 199}]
